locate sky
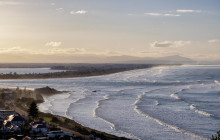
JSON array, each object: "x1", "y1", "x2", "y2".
[{"x1": 0, "y1": 0, "x2": 220, "y2": 63}]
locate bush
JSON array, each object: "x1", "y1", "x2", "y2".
[
  {"x1": 211, "y1": 130, "x2": 220, "y2": 140},
  {"x1": 51, "y1": 117, "x2": 59, "y2": 123}
]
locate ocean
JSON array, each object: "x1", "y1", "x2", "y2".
[
  {"x1": 0, "y1": 65, "x2": 219, "y2": 140},
  {"x1": 0, "y1": 68, "x2": 66, "y2": 74}
]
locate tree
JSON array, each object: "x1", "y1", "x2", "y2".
[
  {"x1": 211, "y1": 130, "x2": 220, "y2": 140},
  {"x1": 28, "y1": 101, "x2": 39, "y2": 120}
]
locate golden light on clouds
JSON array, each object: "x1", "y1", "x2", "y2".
[{"x1": 0, "y1": 0, "x2": 219, "y2": 62}]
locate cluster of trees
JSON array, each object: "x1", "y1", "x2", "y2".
[{"x1": 0, "y1": 64, "x2": 156, "y2": 79}]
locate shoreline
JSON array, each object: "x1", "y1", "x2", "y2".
[
  {"x1": 0, "y1": 86, "x2": 130, "y2": 140},
  {"x1": 0, "y1": 64, "x2": 160, "y2": 80},
  {"x1": 0, "y1": 67, "x2": 152, "y2": 81}
]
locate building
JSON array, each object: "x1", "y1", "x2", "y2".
[
  {"x1": 9, "y1": 125, "x2": 21, "y2": 132},
  {"x1": 31, "y1": 121, "x2": 48, "y2": 135},
  {"x1": 4, "y1": 114, "x2": 25, "y2": 126},
  {"x1": 32, "y1": 124, "x2": 48, "y2": 135},
  {"x1": 0, "y1": 110, "x2": 16, "y2": 120}
]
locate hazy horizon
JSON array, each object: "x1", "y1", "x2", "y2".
[{"x1": 0, "y1": 0, "x2": 220, "y2": 63}]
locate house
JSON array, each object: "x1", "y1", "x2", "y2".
[
  {"x1": 4, "y1": 114, "x2": 25, "y2": 126},
  {"x1": 9, "y1": 125, "x2": 21, "y2": 132},
  {"x1": 31, "y1": 121, "x2": 48, "y2": 135},
  {"x1": 30, "y1": 121, "x2": 46, "y2": 126},
  {"x1": 0, "y1": 110, "x2": 16, "y2": 120},
  {"x1": 32, "y1": 123, "x2": 48, "y2": 136}
]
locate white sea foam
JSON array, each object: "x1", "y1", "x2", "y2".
[
  {"x1": 133, "y1": 88, "x2": 208, "y2": 140},
  {"x1": 190, "y1": 104, "x2": 213, "y2": 117},
  {"x1": 170, "y1": 87, "x2": 191, "y2": 100},
  {"x1": 195, "y1": 110, "x2": 213, "y2": 117},
  {"x1": 117, "y1": 130, "x2": 141, "y2": 140},
  {"x1": 94, "y1": 95, "x2": 141, "y2": 140},
  {"x1": 170, "y1": 93, "x2": 180, "y2": 99},
  {"x1": 132, "y1": 94, "x2": 144, "y2": 106},
  {"x1": 38, "y1": 95, "x2": 53, "y2": 113},
  {"x1": 134, "y1": 106, "x2": 207, "y2": 140},
  {"x1": 215, "y1": 80, "x2": 220, "y2": 85},
  {"x1": 65, "y1": 89, "x2": 92, "y2": 118},
  {"x1": 190, "y1": 104, "x2": 196, "y2": 110},
  {"x1": 94, "y1": 95, "x2": 115, "y2": 130},
  {"x1": 154, "y1": 100, "x2": 160, "y2": 106}
]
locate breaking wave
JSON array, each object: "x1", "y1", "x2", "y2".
[
  {"x1": 190, "y1": 104, "x2": 213, "y2": 117},
  {"x1": 134, "y1": 105, "x2": 208, "y2": 140},
  {"x1": 214, "y1": 80, "x2": 220, "y2": 85},
  {"x1": 170, "y1": 93, "x2": 180, "y2": 99},
  {"x1": 94, "y1": 95, "x2": 141, "y2": 140}
]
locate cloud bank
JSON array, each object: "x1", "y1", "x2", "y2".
[
  {"x1": 208, "y1": 39, "x2": 220, "y2": 43},
  {"x1": 48, "y1": 47, "x2": 86, "y2": 55},
  {"x1": 151, "y1": 41, "x2": 191, "y2": 48},
  {"x1": 45, "y1": 41, "x2": 62, "y2": 47},
  {"x1": 70, "y1": 10, "x2": 87, "y2": 15},
  {"x1": 0, "y1": 1, "x2": 22, "y2": 6},
  {"x1": 145, "y1": 13, "x2": 180, "y2": 17},
  {"x1": 0, "y1": 46, "x2": 27, "y2": 54},
  {"x1": 176, "y1": 10, "x2": 201, "y2": 13}
]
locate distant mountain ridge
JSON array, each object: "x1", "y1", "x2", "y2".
[
  {"x1": 1, "y1": 53, "x2": 219, "y2": 64},
  {"x1": 119, "y1": 55, "x2": 194, "y2": 64}
]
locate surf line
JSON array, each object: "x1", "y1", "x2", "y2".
[
  {"x1": 65, "y1": 89, "x2": 92, "y2": 118},
  {"x1": 133, "y1": 89, "x2": 208, "y2": 140},
  {"x1": 94, "y1": 95, "x2": 141, "y2": 140},
  {"x1": 190, "y1": 104, "x2": 214, "y2": 117},
  {"x1": 169, "y1": 86, "x2": 215, "y2": 118}
]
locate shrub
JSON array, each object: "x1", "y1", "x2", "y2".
[
  {"x1": 211, "y1": 130, "x2": 220, "y2": 140},
  {"x1": 51, "y1": 117, "x2": 59, "y2": 123}
]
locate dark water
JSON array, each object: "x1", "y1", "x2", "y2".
[{"x1": 0, "y1": 65, "x2": 219, "y2": 140}]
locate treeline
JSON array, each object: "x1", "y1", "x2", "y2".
[{"x1": 0, "y1": 64, "x2": 158, "y2": 79}]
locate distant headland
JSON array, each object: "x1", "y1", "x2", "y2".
[{"x1": 0, "y1": 63, "x2": 161, "y2": 79}]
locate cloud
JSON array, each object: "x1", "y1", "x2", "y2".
[
  {"x1": 45, "y1": 41, "x2": 62, "y2": 47},
  {"x1": 176, "y1": 10, "x2": 201, "y2": 13},
  {"x1": 127, "y1": 14, "x2": 134, "y2": 16},
  {"x1": 0, "y1": 1, "x2": 22, "y2": 6},
  {"x1": 0, "y1": 46, "x2": 27, "y2": 54},
  {"x1": 51, "y1": 3, "x2": 55, "y2": 6},
  {"x1": 164, "y1": 14, "x2": 181, "y2": 17},
  {"x1": 48, "y1": 47, "x2": 86, "y2": 55},
  {"x1": 145, "y1": 13, "x2": 162, "y2": 16},
  {"x1": 70, "y1": 10, "x2": 87, "y2": 15},
  {"x1": 145, "y1": 13, "x2": 180, "y2": 17},
  {"x1": 151, "y1": 41, "x2": 191, "y2": 48},
  {"x1": 56, "y1": 8, "x2": 63, "y2": 11},
  {"x1": 208, "y1": 39, "x2": 220, "y2": 43}
]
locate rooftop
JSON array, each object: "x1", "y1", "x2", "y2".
[
  {"x1": 33, "y1": 124, "x2": 47, "y2": 129},
  {"x1": 8, "y1": 115, "x2": 25, "y2": 122}
]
